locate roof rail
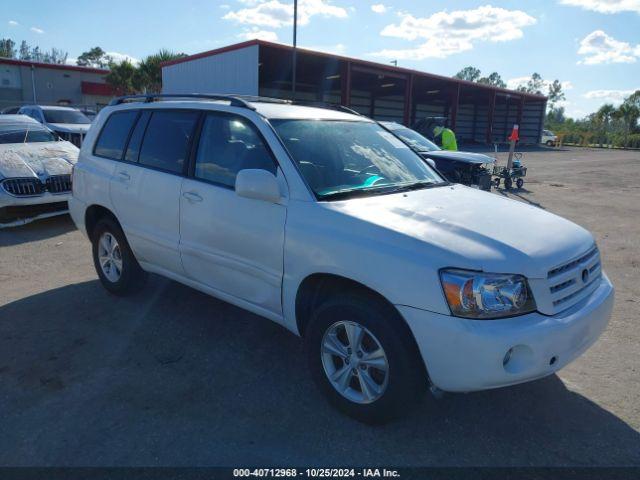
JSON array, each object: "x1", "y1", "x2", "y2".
[
  {"x1": 108, "y1": 93, "x2": 256, "y2": 110},
  {"x1": 290, "y1": 100, "x2": 363, "y2": 117},
  {"x1": 234, "y1": 95, "x2": 291, "y2": 105}
]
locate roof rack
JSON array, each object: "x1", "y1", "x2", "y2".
[{"x1": 108, "y1": 93, "x2": 256, "y2": 110}]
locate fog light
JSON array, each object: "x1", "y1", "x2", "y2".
[{"x1": 503, "y1": 348, "x2": 513, "y2": 366}]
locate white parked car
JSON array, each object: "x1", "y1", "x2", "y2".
[
  {"x1": 542, "y1": 129, "x2": 558, "y2": 146},
  {"x1": 0, "y1": 115, "x2": 78, "y2": 227},
  {"x1": 69, "y1": 95, "x2": 614, "y2": 423},
  {"x1": 18, "y1": 105, "x2": 92, "y2": 147}
]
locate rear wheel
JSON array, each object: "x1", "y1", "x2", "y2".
[
  {"x1": 516, "y1": 178, "x2": 524, "y2": 189},
  {"x1": 504, "y1": 177, "x2": 513, "y2": 190},
  {"x1": 306, "y1": 293, "x2": 425, "y2": 424},
  {"x1": 91, "y1": 217, "x2": 147, "y2": 295}
]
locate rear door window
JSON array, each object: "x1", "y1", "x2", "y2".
[
  {"x1": 138, "y1": 110, "x2": 199, "y2": 174},
  {"x1": 124, "y1": 111, "x2": 151, "y2": 163},
  {"x1": 94, "y1": 110, "x2": 138, "y2": 160}
]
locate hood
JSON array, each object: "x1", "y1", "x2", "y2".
[
  {"x1": 323, "y1": 185, "x2": 594, "y2": 279},
  {"x1": 421, "y1": 150, "x2": 496, "y2": 165},
  {"x1": 0, "y1": 141, "x2": 79, "y2": 179},
  {"x1": 47, "y1": 123, "x2": 91, "y2": 134}
]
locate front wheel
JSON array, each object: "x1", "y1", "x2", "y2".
[
  {"x1": 305, "y1": 293, "x2": 425, "y2": 424},
  {"x1": 91, "y1": 217, "x2": 147, "y2": 295}
]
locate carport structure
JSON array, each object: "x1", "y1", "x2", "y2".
[{"x1": 162, "y1": 40, "x2": 547, "y2": 144}]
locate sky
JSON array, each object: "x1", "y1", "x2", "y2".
[{"x1": 4, "y1": 0, "x2": 639, "y2": 118}]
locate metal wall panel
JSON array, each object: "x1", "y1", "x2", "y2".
[{"x1": 162, "y1": 45, "x2": 259, "y2": 95}]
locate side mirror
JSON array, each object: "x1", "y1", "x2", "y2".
[{"x1": 235, "y1": 169, "x2": 281, "y2": 203}]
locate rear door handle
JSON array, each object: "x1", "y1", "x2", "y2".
[
  {"x1": 117, "y1": 171, "x2": 131, "y2": 181},
  {"x1": 182, "y1": 191, "x2": 203, "y2": 203}
]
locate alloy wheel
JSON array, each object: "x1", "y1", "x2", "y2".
[
  {"x1": 98, "y1": 232, "x2": 123, "y2": 283},
  {"x1": 321, "y1": 320, "x2": 389, "y2": 404}
]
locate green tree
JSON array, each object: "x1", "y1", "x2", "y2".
[
  {"x1": 517, "y1": 73, "x2": 544, "y2": 95},
  {"x1": 0, "y1": 38, "x2": 16, "y2": 58},
  {"x1": 136, "y1": 49, "x2": 186, "y2": 93},
  {"x1": 77, "y1": 47, "x2": 111, "y2": 68},
  {"x1": 18, "y1": 40, "x2": 30, "y2": 60},
  {"x1": 477, "y1": 72, "x2": 506, "y2": 88},
  {"x1": 547, "y1": 79, "x2": 566, "y2": 110},
  {"x1": 454, "y1": 66, "x2": 481, "y2": 82},
  {"x1": 106, "y1": 60, "x2": 139, "y2": 95}
]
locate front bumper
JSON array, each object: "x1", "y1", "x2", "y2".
[
  {"x1": 398, "y1": 274, "x2": 614, "y2": 392},
  {"x1": 0, "y1": 190, "x2": 70, "y2": 226}
]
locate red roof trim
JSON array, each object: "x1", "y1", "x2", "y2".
[
  {"x1": 81, "y1": 81, "x2": 116, "y2": 96},
  {"x1": 161, "y1": 39, "x2": 547, "y2": 100},
  {"x1": 0, "y1": 57, "x2": 109, "y2": 74}
]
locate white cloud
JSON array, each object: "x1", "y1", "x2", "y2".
[
  {"x1": 506, "y1": 77, "x2": 573, "y2": 91},
  {"x1": 223, "y1": 0, "x2": 348, "y2": 28},
  {"x1": 559, "y1": 0, "x2": 640, "y2": 14},
  {"x1": 369, "y1": 5, "x2": 536, "y2": 60},
  {"x1": 30, "y1": 26, "x2": 44, "y2": 34},
  {"x1": 237, "y1": 28, "x2": 279, "y2": 41},
  {"x1": 8, "y1": 20, "x2": 19, "y2": 26},
  {"x1": 584, "y1": 89, "x2": 638, "y2": 104},
  {"x1": 301, "y1": 43, "x2": 346, "y2": 54},
  {"x1": 577, "y1": 30, "x2": 640, "y2": 64},
  {"x1": 371, "y1": 4, "x2": 387, "y2": 14},
  {"x1": 106, "y1": 51, "x2": 140, "y2": 65}
]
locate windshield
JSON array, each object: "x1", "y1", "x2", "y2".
[
  {"x1": 382, "y1": 123, "x2": 440, "y2": 152},
  {"x1": 272, "y1": 119, "x2": 445, "y2": 199},
  {"x1": 43, "y1": 109, "x2": 91, "y2": 124},
  {"x1": 0, "y1": 122, "x2": 57, "y2": 144}
]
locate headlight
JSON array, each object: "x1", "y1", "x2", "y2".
[{"x1": 440, "y1": 269, "x2": 536, "y2": 319}]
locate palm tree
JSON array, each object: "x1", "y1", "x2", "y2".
[
  {"x1": 137, "y1": 49, "x2": 186, "y2": 93},
  {"x1": 595, "y1": 104, "x2": 616, "y2": 147},
  {"x1": 614, "y1": 103, "x2": 640, "y2": 147}
]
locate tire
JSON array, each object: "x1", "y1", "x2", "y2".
[
  {"x1": 546, "y1": 140, "x2": 554, "y2": 146},
  {"x1": 516, "y1": 178, "x2": 524, "y2": 189},
  {"x1": 91, "y1": 216, "x2": 147, "y2": 295},
  {"x1": 504, "y1": 177, "x2": 513, "y2": 190},
  {"x1": 305, "y1": 293, "x2": 425, "y2": 424},
  {"x1": 494, "y1": 178, "x2": 501, "y2": 188}
]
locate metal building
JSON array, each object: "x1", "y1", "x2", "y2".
[
  {"x1": 162, "y1": 39, "x2": 547, "y2": 144},
  {"x1": 0, "y1": 58, "x2": 115, "y2": 111}
]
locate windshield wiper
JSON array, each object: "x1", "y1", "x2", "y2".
[
  {"x1": 384, "y1": 180, "x2": 445, "y2": 194},
  {"x1": 317, "y1": 186, "x2": 394, "y2": 201}
]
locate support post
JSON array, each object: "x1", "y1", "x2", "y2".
[
  {"x1": 486, "y1": 90, "x2": 496, "y2": 144},
  {"x1": 449, "y1": 83, "x2": 460, "y2": 130},
  {"x1": 340, "y1": 61, "x2": 351, "y2": 106},
  {"x1": 403, "y1": 74, "x2": 414, "y2": 126},
  {"x1": 291, "y1": 0, "x2": 298, "y2": 100}
]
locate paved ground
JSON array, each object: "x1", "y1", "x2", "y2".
[{"x1": 0, "y1": 147, "x2": 639, "y2": 467}]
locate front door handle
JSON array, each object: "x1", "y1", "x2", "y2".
[
  {"x1": 117, "y1": 171, "x2": 131, "y2": 181},
  {"x1": 182, "y1": 191, "x2": 203, "y2": 203}
]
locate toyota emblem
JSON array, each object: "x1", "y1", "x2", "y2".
[{"x1": 581, "y1": 269, "x2": 590, "y2": 284}]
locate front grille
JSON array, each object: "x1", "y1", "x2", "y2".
[
  {"x1": 1, "y1": 178, "x2": 43, "y2": 196},
  {"x1": 546, "y1": 246, "x2": 601, "y2": 312},
  {"x1": 59, "y1": 132, "x2": 83, "y2": 147},
  {"x1": 46, "y1": 175, "x2": 72, "y2": 194}
]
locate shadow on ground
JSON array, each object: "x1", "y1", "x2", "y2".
[
  {"x1": 0, "y1": 278, "x2": 638, "y2": 467},
  {"x1": 0, "y1": 214, "x2": 76, "y2": 247}
]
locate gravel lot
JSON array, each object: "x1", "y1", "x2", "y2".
[{"x1": 0, "y1": 147, "x2": 639, "y2": 467}]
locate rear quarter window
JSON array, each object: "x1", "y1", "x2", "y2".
[{"x1": 94, "y1": 110, "x2": 139, "y2": 160}]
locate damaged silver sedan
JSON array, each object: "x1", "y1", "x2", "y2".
[{"x1": 0, "y1": 115, "x2": 79, "y2": 227}]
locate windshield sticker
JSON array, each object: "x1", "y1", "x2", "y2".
[{"x1": 377, "y1": 130, "x2": 409, "y2": 149}]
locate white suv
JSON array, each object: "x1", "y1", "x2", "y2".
[{"x1": 69, "y1": 94, "x2": 614, "y2": 423}]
